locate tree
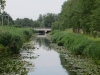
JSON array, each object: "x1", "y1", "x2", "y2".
[
  {"x1": 36, "y1": 13, "x2": 58, "y2": 28},
  {"x1": 59, "y1": 0, "x2": 96, "y2": 34},
  {"x1": 51, "y1": 21, "x2": 59, "y2": 30},
  {"x1": 43, "y1": 13, "x2": 58, "y2": 28},
  {"x1": 0, "y1": 11, "x2": 14, "y2": 25},
  {"x1": 32, "y1": 20, "x2": 40, "y2": 27},
  {"x1": 37, "y1": 14, "x2": 43, "y2": 23},
  {"x1": 0, "y1": 0, "x2": 6, "y2": 13},
  {"x1": 37, "y1": 14, "x2": 44, "y2": 27},
  {"x1": 14, "y1": 18, "x2": 34, "y2": 27},
  {"x1": 90, "y1": 0, "x2": 100, "y2": 32}
]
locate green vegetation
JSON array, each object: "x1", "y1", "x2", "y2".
[
  {"x1": 51, "y1": 0, "x2": 100, "y2": 36},
  {"x1": 0, "y1": 58, "x2": 32, "y2": 75},
  {"x1": 50, "y1": 0, "x2": 100, "y2": 65},
  {"x1": 14, "y1": 13, "x2": 58, "y2": 27},
  {"x1": 0, "y1": 26, "x2": 33, "y2": 56},
  {"x1": 51, "y1": 30, "x2": 100, "y2": 63},
  {"x1": 0, "y1": 0, "x2": 6, "y2": 13},
  {"x1": 0, "y1": 12, "x2": 58, "y2": 28},
  {"x1": 0, "y1": 11, "x2": 14, "y2": 25}
]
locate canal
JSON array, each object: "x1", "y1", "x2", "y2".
[
  {"x1": 23, "y1": 35, "x2": 76, "y2": 75},
  {"x1": 28, "y1": 37, "x2": 68, "y2": 75},
  {"x1": 0, "y1": 35, "x2": 76, "y2": 75}
]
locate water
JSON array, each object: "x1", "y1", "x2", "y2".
[
  {"x1": 0, "y1": 35, "x2": 76, "y2": 75},
  {"x1": 24, "y1": 35, "x2": 76, "y2": 75}
]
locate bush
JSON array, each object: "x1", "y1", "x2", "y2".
[
  {"x1": 23, "y1": 29, "x2": 32, "y2": 41},
  {"x1": 0, "y1": 44, "x2": 8, "y2": 57},
  {"x1": 51, "y1": 30, "x2": 100, "y2": 60},
  {"x1": 0, "y1": 32, "x2": 22, "y2": 54},
  {"x1": 0, "y1": 26, "x2": 33, "y2": 55},
  {"x1": 51, "y1": 30, "x2": 66, "y2": 43}
]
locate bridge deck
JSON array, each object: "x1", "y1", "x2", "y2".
[{"x1": 33, "y1": 28, "x2": 51, "y2": 31}]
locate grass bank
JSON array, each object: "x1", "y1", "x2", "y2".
[
  {"x1": 51, "y1": 30, "x2": 100, "y2": 64},
  {"x1": 0, "y1": 26, "x2": 33, "y2": 56}
]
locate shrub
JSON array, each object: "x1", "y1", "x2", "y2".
[
  {"x1": 51, "y1": 30, "x2": 100, "y2": 60},
  {"x1": 0, "y1": 44, "x2": 8, "y2": 57},
  {"x1": 51, "y1": 30, "x2": 66, "y2": 43},
  {"x1": 0, "y1": 26, "x2": 33, "y2": 54}
]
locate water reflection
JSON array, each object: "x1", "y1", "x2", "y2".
[
  {"x1": 28, "y1": 37, "x2": 69, "y2": 75},
  {"x1": 60, "y1": 55, "x2": 77, "y2": 75},
  {"x1": 0, "y1": 36, "x2": 77, "y2": 75},
  {"x1": 34, "y1": 37, "x2": 77, "y2": 75},
  {"x1": 36, "y1": 37, "x2": 52, "y2": 50}
]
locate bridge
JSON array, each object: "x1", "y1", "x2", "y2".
[{"x1": 33, "y1": 28, "x2": 52, "y2": 35}]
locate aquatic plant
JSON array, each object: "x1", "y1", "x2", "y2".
[{"x1": 0, "y1": 58, "x2": 33, "y2": 75}]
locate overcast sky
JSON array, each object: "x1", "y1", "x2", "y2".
[{"x1": 5, "y1": 0, "x2": 67, "y2": 20}]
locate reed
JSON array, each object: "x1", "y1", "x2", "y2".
[
  {"x1": 51, "y1": 30, "x2": 100, "y2": 61},
  {"x1": 0, "y1": 26, "x2": 33, "y2": 55}
]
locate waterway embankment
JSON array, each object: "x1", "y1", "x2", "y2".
[{"x1": 50, "y1": 30, "x2": 100, "y2": 75}]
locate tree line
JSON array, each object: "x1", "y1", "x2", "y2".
[
  {"x1": 1, "y1": 0, "x2": 100, "y2": 36},
  {"x1": 57, "y1": 0, "x2": 100, "y2": 36},
  {"x1": 0, "y1": 0, "x2": 58, "y2": 28},
  {"x1": 0, "y1": 12, "x2": 58, "y2": 28},
  {"x1": 15, "y1": 13, "x2": 58, "y2": 28}
]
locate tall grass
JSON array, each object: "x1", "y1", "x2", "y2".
[
  {"x1": 0, "y1": 26, "x2": 33, "y2": 55},
  {"x1": 51, "y1": 30, "x2": 100, "y2": 60}
]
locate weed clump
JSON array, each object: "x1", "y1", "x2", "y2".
[
  {"x1": 0, "y1": 26, "x2": 33, "y2": 55},
  {"x1": 51, "y1": 30, "x2": 100, "y2": 60}
]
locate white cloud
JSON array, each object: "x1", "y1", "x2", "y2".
[{"x1": 5, "y1": 0, "x2": 66, "y2": 20}]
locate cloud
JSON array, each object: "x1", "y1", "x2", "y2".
[{"x1": 5, "y1": 0, "x2": 66, "y2": 20}]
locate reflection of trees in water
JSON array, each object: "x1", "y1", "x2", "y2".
[
  {"x1": 36, "y1": 37, "x2": 52, "y2": 50},
  {"x1": 59, "y1": 54, "x2": 77, "y2": 75}
]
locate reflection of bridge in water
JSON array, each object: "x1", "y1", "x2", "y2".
[{"x1": 33, "y1": 28, "x2": 51, "y2": 35}]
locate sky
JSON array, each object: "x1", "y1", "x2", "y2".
[{"x1": 5, "y1": 0, "x2": 67, "y2": 20}]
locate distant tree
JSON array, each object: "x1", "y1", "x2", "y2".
[
  {"x1": 32, "y1": 20, "x2": 40, "y2": 27},
  {"x1": 14, "y1": 18, "x2": 23, "y2": 27},
  {"x1": 37, "y1": 14, "x2": 44, "y2": 27},
  {"x1": 14, "y1": 18, "x2": 34, "y2": 27},
  {"x1": 51, "y1": 21, "x2": 59, "y2": 30},
  {"x1": 43, "y1": 13, "x2": 58, "y2": 28},
  {"x1": 37, "y1": 14, "x2": 43, "y2": 23},
  {"x1": 35, "y1": 13, "x2": 58, "y2": 28},
  {"x1": 0, "y1": 11, "x2": 14, "y2": 25},
  {"x1": 40, "y1": 20, "x2": 45, "y2": 27},
  {"x1": 0, "y1": 0, "x2": 6, "y2": 13},
  {"x1": 21, "y1": 18, "x2": 33, "y2": 27}
]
